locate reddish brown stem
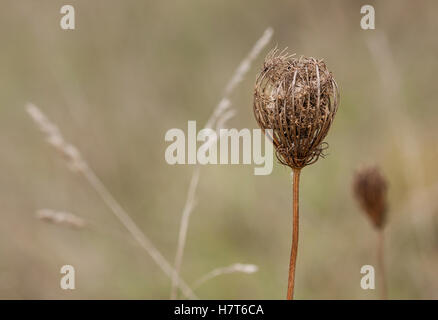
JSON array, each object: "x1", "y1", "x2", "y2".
[
  {"x1": 287, "y1": 168, "x2": 301, "y2": 300},
  {"x1": 377, "y1": 229, "x2": 387, "y2": 299}
]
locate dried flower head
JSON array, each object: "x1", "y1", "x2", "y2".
[
  {"x1": 253, "y1": 48, "x2": 339, "y2": 169},
  {"x1": 353, "y1": 166, "x2": 388, "y2": 229}
]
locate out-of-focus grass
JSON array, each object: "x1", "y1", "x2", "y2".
[{"x1": 0, "y1": 0, "x2": 437, "y2": 299}]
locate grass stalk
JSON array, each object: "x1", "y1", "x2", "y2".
[
  {"x1": 170, "y1": 27, "x2": 273, "y2": 299},
  {"x1": 26, "y1": 103, "x2": 197, "y2": 300}
]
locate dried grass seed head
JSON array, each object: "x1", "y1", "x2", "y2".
[
  {"x1": 36, "y1": 209, "x2": 86, "y2": 229},
  {"x1": 253, "y1": 48, "x2": 339, "y2": 169},
  {"x1": 353, "y1": 165, "x2": 388, "y2": 229}
]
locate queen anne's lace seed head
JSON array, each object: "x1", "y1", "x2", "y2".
[
  {"x1": 353, "y1": 165, "x2": 388, "y2": 229},
  {"x1": 253, "y1": 49, "x2": 340, "y2": 169}
]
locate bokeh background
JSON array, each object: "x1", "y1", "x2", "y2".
[{"x1": 1, "y1": 0, "x2": 437, "y2": 299}]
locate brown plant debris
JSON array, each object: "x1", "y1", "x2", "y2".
[
  {"x1": 353, "y1": 166, "x2": 388, "y2": 229},
  {"x1": 253, "y1": 48, "x2": 339, "y2": 169}
]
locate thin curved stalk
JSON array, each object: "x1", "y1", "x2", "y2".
[
  {"x1": 170, "y1": 27, "x2": 273, "y2": 299},
  {"x1": 287, "y1": 168, "x2": 301, "y2": 300},
  {"x1": 26, "y1": 103, "x2": 197, "y2": 299},
  {"x1": 377, "y1": 229, "x2": 387, "y2": 300}
]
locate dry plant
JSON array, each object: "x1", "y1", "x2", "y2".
[
  {"x1": 27, "y1": 100, "x2": 258, "y2": 300},
  {"x1": 253, "y1": 49, "x2": 340, "y2": 299},
  {"x1": 170, "y1": 27, "x2": 273, "y2": 299},
  {"x1": 192, "y1": 263, "x2": 258, "y2": 291},
  {"x1": 26, "y1": 103, "x2": 197, "y2": 299},
  {"x1": 26, "y1": 29, "x2": 272, "y2": 300},
  {"x1": 367, "y1": 32, "x2": 437, "y2": 295},
  {"x1": 353, "y1": 165, "x2": 388, "y2": 299}
]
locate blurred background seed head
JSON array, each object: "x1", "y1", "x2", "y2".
[
  {"x1": 353, "y1": 165, "x2": 388, "y2": 229},
  {"x1": 1, "y1": 0, "x2": 438, "y2": 299}
]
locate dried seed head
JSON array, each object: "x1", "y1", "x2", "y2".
[
  {"x1": 253, "y1": 48, "x2": 340, "y2": 169},
  {"x1": 352, "y1": 166, "x2": 388, "y2": 229},
  {"x1": 36, "y1": 209, "x2": 86, "y2": 229},
  {"x1": 26, "y1": 103, "x2": 86, "y2": 172}
]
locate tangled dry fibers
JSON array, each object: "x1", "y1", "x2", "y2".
[{"x1": 253, "y1": 49, "x2": 339, "y2": 169}]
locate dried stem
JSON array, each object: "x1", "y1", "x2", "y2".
[
  {"x1": 80, "y1": 164, "x2": 197, "y2": 299},
  {"x1": 377, "y1": 229, "x2": 387, "y2": 300},
  {"x1": 26, "y1": 103, "x2": 197, "y2": 300},
  {"x1": 170, "y1": 27, "x2": 273, "y2": 299},
  {"x1": 287, "y1": 168, "x2": 301, "y2": 300}
]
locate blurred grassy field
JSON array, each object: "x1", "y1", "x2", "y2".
[{"x1": 1, "y1": 0, "x2": 437, "y2": 299}]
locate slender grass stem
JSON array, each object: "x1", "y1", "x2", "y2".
[
  {"x1": 26, "y1": 103, "x2": 197, "y2": 300},
  {"x1": 287, "y1": 168, "x2": 301, "y2": 300},
  {"x1": 377, "y1": 229, "x2": 387, "y2": 299},
  {"x1": 170, "y1": 27, "x2": 273, "y2": 299}
]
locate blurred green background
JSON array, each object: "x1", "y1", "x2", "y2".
[{"x1": 1, "y1": 0, "x2": 437, "y2": 299}]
